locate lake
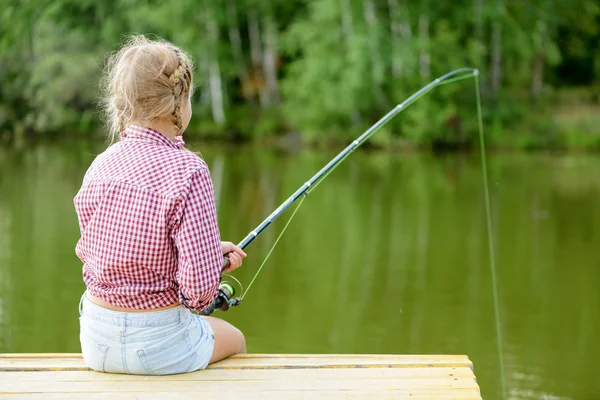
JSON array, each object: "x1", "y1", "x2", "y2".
[{"x1": 0, "y1": 140, "x2": 599, "y2": 399}]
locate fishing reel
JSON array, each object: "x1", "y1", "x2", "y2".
[
  {"x1": 214, "y1": 280, "x2": 241, "y2": 311},
  {"x1": 200, "y1": 278, "x2": 243, "y2": 316}
]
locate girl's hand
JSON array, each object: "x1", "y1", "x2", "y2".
[{"x1": 221, "y1": 241, "x2": 247, "y2": 273}]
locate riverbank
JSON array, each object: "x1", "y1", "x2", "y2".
[{"x1": 3, "y1": 97, "x2": 599, "y2": 152}]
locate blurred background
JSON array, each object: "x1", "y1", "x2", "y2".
[
  {"x1": 1, "y1": 0, "x2": 599, "y2": 147},
  {"x1": 1, "y1": 1, "x2": 600, "y2": 400}
]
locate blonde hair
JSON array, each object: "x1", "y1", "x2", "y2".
[{"x1": 101, "y1": 35, "x2": 194, "y2": 142}]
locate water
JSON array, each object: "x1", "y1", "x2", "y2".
[{"x1": 0, "y1": 140, "x2": 599, "y2": 399}]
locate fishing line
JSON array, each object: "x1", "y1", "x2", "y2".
[
  {"x1": 241, "y1": 195, "x2": 307, "y2": 300},
  {"x1": 475, "y1": 72, "x2": 507, "y2": 400},
  {"x1": 210, "y1": 69, "x2": 507, "y2": 399}
]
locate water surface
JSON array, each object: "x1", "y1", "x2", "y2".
[{"x1": 0, "y1": 141, "x2": 599, "y2": 399}]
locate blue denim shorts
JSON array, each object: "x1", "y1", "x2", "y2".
[{"x1": 78, "y1": 293, "x2": 215, "y2": 375}]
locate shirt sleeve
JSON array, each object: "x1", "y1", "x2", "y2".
[{"x1": 171, "y1": 166, "x2": 222, "y2": 312}]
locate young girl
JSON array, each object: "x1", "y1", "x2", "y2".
[{"x1": 74, "y1": 35, "x2": 247, "y2": 375}]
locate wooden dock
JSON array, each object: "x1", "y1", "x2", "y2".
[{"x1": 0, "y1": 353, "x2": 481, "y2": 399}]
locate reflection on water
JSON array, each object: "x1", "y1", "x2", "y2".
[
  {"x1": 0, "y1": 205, "x2": 8, "y2": 351},
  {"x1": 0, "y1": 141, "x2": 599, "y2": 400}
]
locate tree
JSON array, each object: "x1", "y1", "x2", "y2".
[{"x1": 0, "y1": 0, "x2": 599, "y2": 148}]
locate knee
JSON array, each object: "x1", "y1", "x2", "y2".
[{"x1": 236, "y1": 329, "x2": 246, "y2": 354}]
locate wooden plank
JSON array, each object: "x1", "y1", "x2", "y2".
[
  {"x1": 0, "y1": 358, "x2": 88, "y2": 371},
  {"x1": 0, "y1": 354, "x2": 481, "y2": 399},
  {"x1": 0, "y1": 353, "x2": 471, "y2": 365},
  {"x1": 0, "y1": 377, "x2": 479, "y2": 393},
  {"x1": 0, "y1": 353, "x2": 468, "y2": 359},
  {"x1": 0, "y1": 367, "x2": 475, "y2": 381},
  {"x1": 215, "y1": 354, "x2": 470, "y2": 360},
  {"x1": 209, "y1": 356, "x2": 472, "y2": 369},
  {"x1": 0, "y1": 390, "x2": 483, "y2": 400},
  {"x1": 0, "y1": 354, "x2": 84, "y2": 359},
  {"x1": 0, "y1": 354, "x2": 472, "y2": 371}
]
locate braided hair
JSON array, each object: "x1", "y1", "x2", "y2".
[
  {"x1": 101, "y1": 35, "x2": 194, "y2": 142},
  {"x1": 168, "y1": 52, "x2": 192, "y2": 136}
]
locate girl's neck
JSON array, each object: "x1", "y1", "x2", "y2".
[{"x1": 145, "y1": 119, "x2": 179, "y2": 142}]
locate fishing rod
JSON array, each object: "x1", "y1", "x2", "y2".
[{"x1": 202, "y1": 67, "x2": 479, "y2": 315}]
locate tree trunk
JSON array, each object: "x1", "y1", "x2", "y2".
[
  {"x1": 418, "y1": 13, "x2": 430, "y2": 83},
  {"x1": 399, "y1": 0, "x2": 412, "y2": 40},
  {"x1": 490, "y1": 21, "x2": 502, "y2": 95},
  {"x1": 206, "y1": 18, "x2": 225, "y2": 124},
  {"x1": 363, "y1": 0, "x2": 385, "y2": 104},
  {"x1": 226, "y1": 0, "x2": 250, "y2": 100},
  {"x1": 198, "y1": 55, "x2": 211, "y2": 107},
  {"x1": 474, "y1": 0, "x2": 486, "y2": 93},
  {"x1": 262, "y1": 16, "x2": 280, "y2": 105},
  {"x1": 248, "y1": 9, "x2": 270, "y2": 108},
  {"x1": 388, "y1": 0, "x2": 412, "y2": 78},
  {"x1": 475, "y1": 0, "x2": 484, "y2": 52},
  {"x1": 531, "y1": 20, "x2": 546, "y2": 102},
  {"x1": 340, "y1": 0, "x2": 354, "y2": 45},
  {"x1": 531, "y1": 52, "x2": 544, "y2": 101},
  {"x1": 340, "y1": 0, "x2": 360, "y2": 124},
  {"x1": 490, "y1": 0, "x2": 503, "y2": 96},
  {"x1": 363, "y1": 0, "x2": 382, "y2": 80},
  {"x1": 248, "y1": 9, "x2": 262, "y2": 67},
  {"x1": 208, "y1": 60, "x2": 225, "y2": 124},
  {"x1": 387, "y1": 0, "x2": 402, "y2": 77}
]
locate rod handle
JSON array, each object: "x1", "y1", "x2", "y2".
[{"x1": 221, "y1": 253, "x2": 231, "y2": 272}]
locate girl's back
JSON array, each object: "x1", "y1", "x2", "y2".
[{"x1": 74, "y1": 35, "x2": 247, "y2": 376}]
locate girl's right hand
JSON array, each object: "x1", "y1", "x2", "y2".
[{"x1": 221, "y1": 241, "x2": 246, "y2": 273}]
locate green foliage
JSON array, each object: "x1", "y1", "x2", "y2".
[{"x1": 0, "y1": 0, "x2": 599, "y2": 148}]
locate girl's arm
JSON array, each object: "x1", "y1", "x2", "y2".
[{"x1": 172, "y1": 167, "x2": 223, "y2": 312}]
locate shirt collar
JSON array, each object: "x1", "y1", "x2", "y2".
[{"x1": 121, "y1": 125, "x2": 185, "y2": 149}]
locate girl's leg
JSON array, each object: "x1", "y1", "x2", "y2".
[{"x1": 202, "y1": 316, "x2": 246, "y2": 364}]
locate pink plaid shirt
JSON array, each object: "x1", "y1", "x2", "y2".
[{"x1": 74, "y1": 125, "x2": 222, "y2": 312}]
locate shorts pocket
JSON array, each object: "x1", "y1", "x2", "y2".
[
  {"x1": 136, "y1": 329, "x2": 198, "y2": 375},
  {"x1": 80, "y1": 332, "x2": 109, "y2": 372}
]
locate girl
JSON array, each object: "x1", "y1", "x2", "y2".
[{"x1": 74, "y1": 35, "x2": 247, "y2": 375}]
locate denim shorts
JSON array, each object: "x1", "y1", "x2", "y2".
[{"x1": 78, "y1": 293, "x2": 215, "y2": 375}]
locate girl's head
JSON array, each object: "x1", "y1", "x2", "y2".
[{"x1": 101, "y1": 35, "x2": 194, "y2": 142}]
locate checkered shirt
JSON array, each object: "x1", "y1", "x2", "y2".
[{"x1": 74, "y1": 125, "x2": 222, "y2": 312}]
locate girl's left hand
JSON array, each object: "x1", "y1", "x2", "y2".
[{"x1": 221, "y1": 241, "x2": 246, "y2": 273}]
